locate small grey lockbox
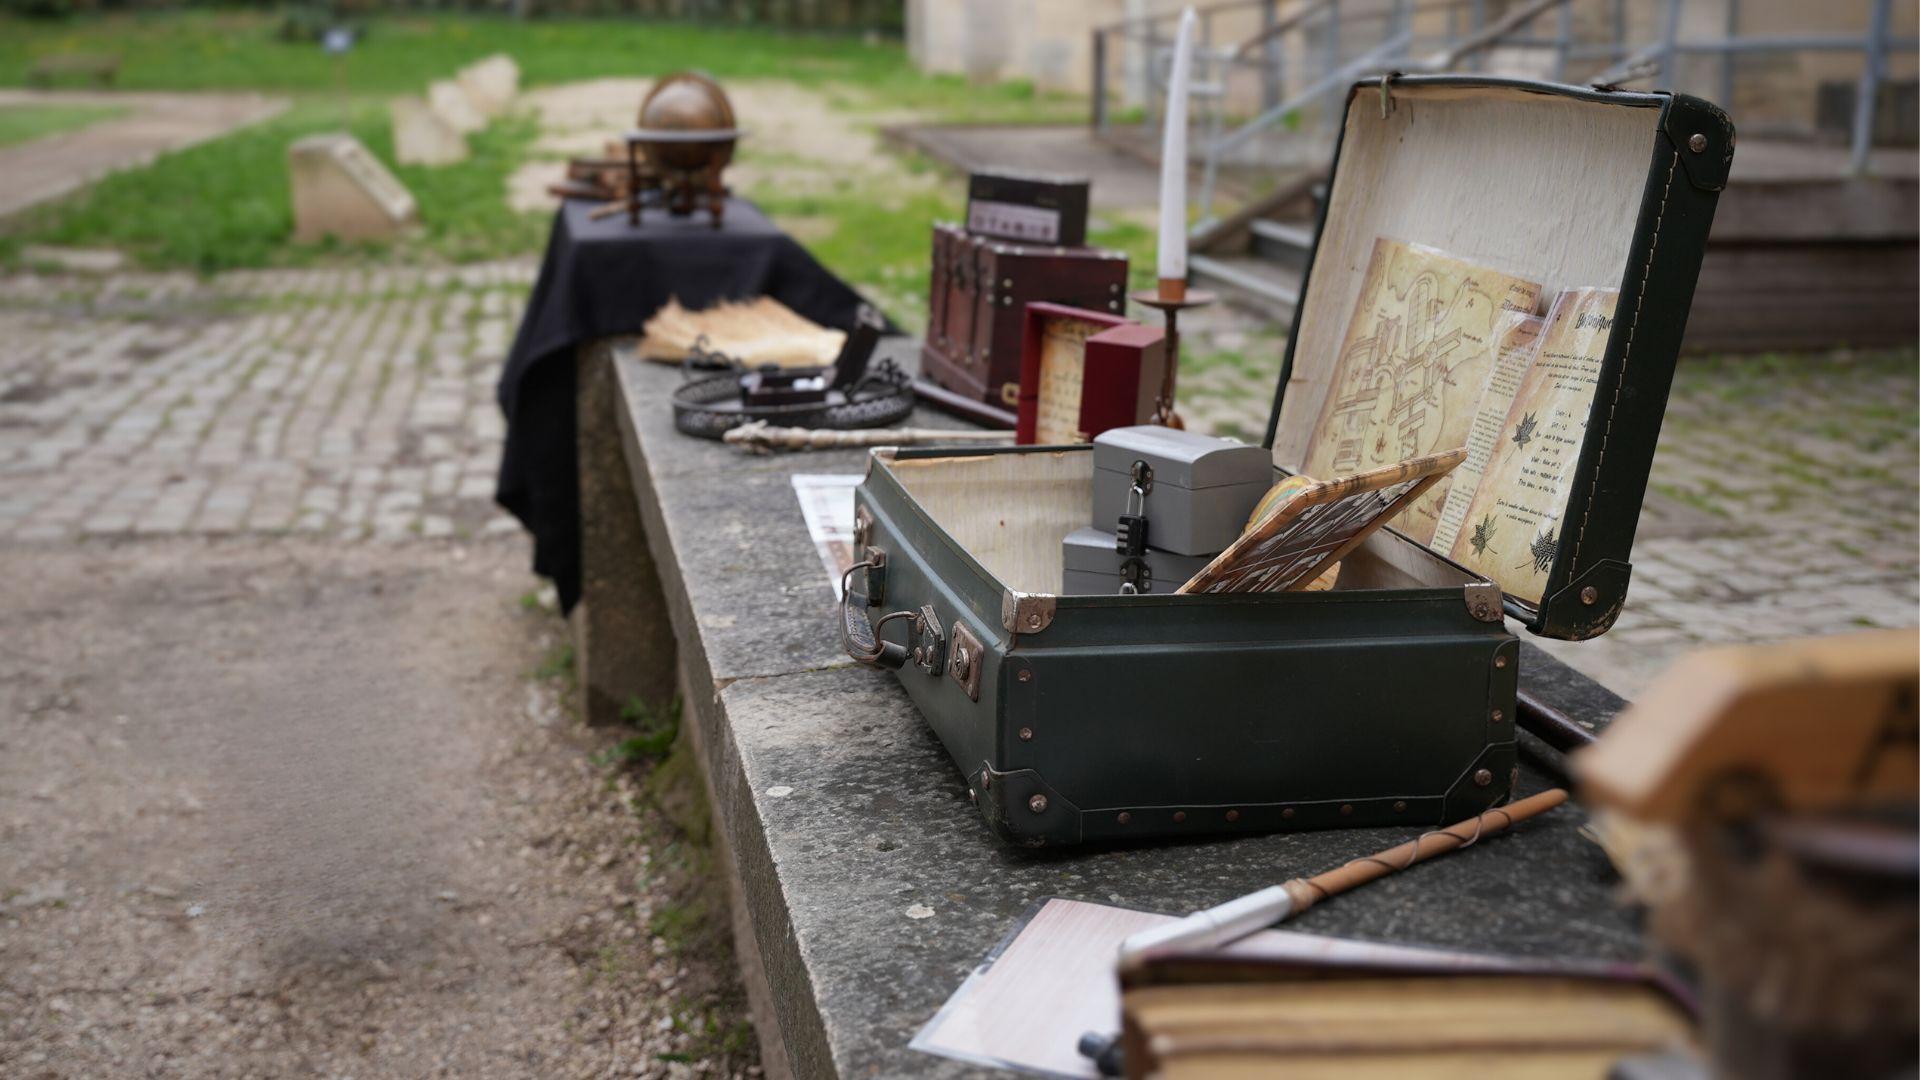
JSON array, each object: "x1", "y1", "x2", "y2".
[
  {"x1": 1091, "y1": 426, "x2": 1273, "y2": 556},
  {"x1": 1060, "y1": 526, "x2": 1215, "y2": 595}
]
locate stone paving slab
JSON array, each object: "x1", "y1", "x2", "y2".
[{"x1": 597, "y1": 343, "x2": 1638, "y2": 1077}]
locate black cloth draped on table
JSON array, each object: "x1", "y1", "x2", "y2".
[{"x1": 495, "y1": 197, "x2": 875, "y2": 611}]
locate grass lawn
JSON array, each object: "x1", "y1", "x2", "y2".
[
  {"x1": 0, "y1": 101, "x2": 125, "y2": 147},
  {"x1": 0, "y1": 11, "x2": 1090, "y2": 281},
  {"x1": 0, "y1": 11, "x2": 1080, "y2": 121}
]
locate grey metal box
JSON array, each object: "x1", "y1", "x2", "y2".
[
  {"x1": 1060, "y1": 526, "x2": 1214, "y2": 595},
  {"x1": 1090, "y1": 426, "x2": 1271, "y2": 556}
]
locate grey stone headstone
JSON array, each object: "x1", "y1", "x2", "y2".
[
  {"x1": 288, "y1": 133, "x2": 419, "y2": 243},
  {"x1": 390, "y1": 97, "x2": 468, "y2": 167}
]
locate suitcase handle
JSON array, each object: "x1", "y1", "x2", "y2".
[{"x1": 841, "y1": 561, "x2": 910, "y2": 670}]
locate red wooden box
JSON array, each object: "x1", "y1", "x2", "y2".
[{"x1": 1015, "y1": 302, "x2": 1168, "y2": 445}]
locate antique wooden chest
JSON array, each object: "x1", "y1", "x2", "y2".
[
  {"x1": 922, "y1": 224, "x2": 1129, "y2": 415},
  {"x1": 850, "y1": 77, "x2": 1732, "y2": 845}
]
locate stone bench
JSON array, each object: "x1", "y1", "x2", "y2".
[
  {"x1": 574, "y1": 338, "x2": 1637, "y2": 1078},
  {"x1": 27, "y1": 54, "x2": 121, "y2": 88}
]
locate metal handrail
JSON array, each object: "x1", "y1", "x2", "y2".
[{"x1": 1093, "y1": 0, "x2": 1916, "y2": 231}]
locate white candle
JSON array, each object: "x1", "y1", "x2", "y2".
[{"x1": 1157, "y1": 6, "x2": 1197, "y2": 293}]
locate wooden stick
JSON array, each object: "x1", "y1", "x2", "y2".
[
  {"x1": 722, "y1": 422, "x2": 1016, "y2": 454},
  {"x1": 1118, "y1": 789, "x2": 1569, "y2": 962},
  {"x1": 1284, "y1": 788, "x2": 1568, "y2": 914}
]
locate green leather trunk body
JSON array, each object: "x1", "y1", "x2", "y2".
[{"x1": 850, "y1": 445, "x2": 1518, "y2": 846}]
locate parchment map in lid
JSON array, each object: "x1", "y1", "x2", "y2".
[{"x1": 1300, "y1": 238, "x2": 1543, "y2": 547}]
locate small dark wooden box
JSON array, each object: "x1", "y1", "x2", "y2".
[
  {"x1": 966, "y1": 169, "x2": 1092, "y2": 247},
  {"x1": 922, "y1": 228, "x2": 1129, "y2": 416}
]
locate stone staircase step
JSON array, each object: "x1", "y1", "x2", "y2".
[{"x1": 1189, "y1": 253, "x2": 1303, "y2": 321}]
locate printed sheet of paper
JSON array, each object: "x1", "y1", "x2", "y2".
[
  {"x1": 912, "y1": 897, "x2": 1519, "y2": 1078},
  {"x1": 1301, "y1": 239, "x2": 1543, "y2": 546},
  {"x1": 790, "y1": 473, "x2": 862, "y2": 599},
  {"x1": 1445, "y1": 288, "x2": 1619, "y2": 603},
  {"x1": 1429, "y1": 310, "x2": 1546, "y2": 554},
  {"x1": 1034, "y1": 315, "x2": 1095, "y2": 444}
]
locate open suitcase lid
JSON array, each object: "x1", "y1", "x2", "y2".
[{"x1": 1262, "y1": 75, "x2": 1733, "y2": 641}]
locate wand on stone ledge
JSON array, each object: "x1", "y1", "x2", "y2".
[
  {"x1": 1117, "y1": 788, "x2": 1570, "y2": 964},
  {"x1": 721, "y1": 421, "x2": 1015, "y2": 454}
]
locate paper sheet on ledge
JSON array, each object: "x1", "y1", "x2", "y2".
[
  {"x1": 790, "y1": 474, "x2": 861, "y2": 600},
  {"x1": 911, "y1": 897, "x2": 1501, "y2": 1078}
]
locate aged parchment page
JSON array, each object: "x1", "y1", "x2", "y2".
[
  {"x1": 1446, "y1": 287, "x2": 1619, "y2": 603},
  {"x1": 1034, "y1": 316, "x2": 1093, "y2": 444},
  {"x1": 1302, "y1": 238, "x2": 1543, "y2": 545},
  {"x1": 1429, "y1": 310, "x2": 1546, "y2": 554}
]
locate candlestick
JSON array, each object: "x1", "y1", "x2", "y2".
[
  {"x1": 1157, "y1": 6, "x2": 1197, "y2": 298},
  {"x1": 1131, "y1": 287, "x2": 1217, "y2": 428}
]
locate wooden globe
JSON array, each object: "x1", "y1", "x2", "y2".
[{"x1": 635, "y1": 71, "x2": 738, "y2": 174}]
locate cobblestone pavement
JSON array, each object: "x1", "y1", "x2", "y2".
[
  {"x1": 1179, "y1": 329, "x2": 1920, "y2": 695},
  {"x1": 0, "y1": 262, "x2": 533, "y2": 545}
]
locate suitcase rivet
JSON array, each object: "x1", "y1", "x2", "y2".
[
  {"x1": 981, "y1": 771, "x2": 992, "y2": 789},
  {"x1": 1491, "y1": 709, "x2": 1504, "y2": 723},
  {"x1": 1025, "y1": 613, "x2": 1042, "y2": 629},
  {"x1": 1473, "y1": 768, "x2": 1494, "y2": 787},
  {"x1": 1393, "y1": 801, "x2": 1407, "y2": 812},
  {"x1": 968, "y1": 787, "x2": 978, "y2": 804},
  {"x1": 1116, "y1": 812, "x2": 1132, "y2": 825},
  {"x1": 1225, "y1": 809, "x2": 1240, "y2": 823},
  {"x1": 1017, "y1": 669, "x2": 1032, "y2": 683},
  {"x1": 1580, "y1": 586, "x2": 1599, "y2": 605},
  {"x1": 1688, "y1": 132, "x2": 1707, "y2": 153},
  {"x1": 1002, "y1": 296, "x2": 1012, "y2": 307},
  {"x1": 1494, "y1": 654, "x2": 1509, "y2": 669},
  {"x1": 1281, "y1": 808, "x2": 1295, "y2": 820},
  {"x1": 1173, "y1": 811, "x2": 1187, "y2": 823},
  {"x1": 1001, "y1": 278, "x2": 1012, "y2": 288},
  {"x1": 1017, "y1": 726, "x2": 1033, "y2": 742},
  {"x1": 1028, "y1": 794, "x2": 1048, "y2": 814},
  {"x1": 1339, "y1": 804, "x2": 1354, "y2": 816}
]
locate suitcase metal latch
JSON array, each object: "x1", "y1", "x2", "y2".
[
  {"x1": 910, "y1": 605, "x2": 946, "y2": 676},
  {"x1": 948, "y1": 621, "x2": 983, "y2": 701},
  {"x1": 1118, "y1": 557, "x2": 1153, "y2": 595}
]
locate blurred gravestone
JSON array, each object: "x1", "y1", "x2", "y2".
[
  {"x1": 391, "y1": 97, "x2": 468, "y2": 166},
  {"x1": 288, "y1": 133, "x2": 419, "y2": 242},
  {"x1": 428, "y1": 79, "x2": 486, "y2": 134},
  {"x1": 457, "y1": 55, "x2": 520, "y2": 120}
]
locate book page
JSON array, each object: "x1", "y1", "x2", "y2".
[
  {"x1": 1301, "y1": 238, "x2": 1543, "y2": 546},
  {"x1": 1034, "y1": 316, "x2": 1093, "y2": 444},
  {"x1": 1429, "y1": 310, "x2": 1546, "y2": 553},
  {"x1": 1446, "y1": 288, "x2": 1620, "y2": 604}
]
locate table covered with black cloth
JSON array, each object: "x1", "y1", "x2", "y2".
[{"x1": 494, "y1": 196, "x2": 878, "y2": 611}]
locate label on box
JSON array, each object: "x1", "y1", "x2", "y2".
[{"x1": 967, "y1": 200, "x2": 1061, "y2": 244}]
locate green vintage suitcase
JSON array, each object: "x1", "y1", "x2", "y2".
[{"x1": 843, "y1": 77, "x2": 1732, "y2": 846}]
